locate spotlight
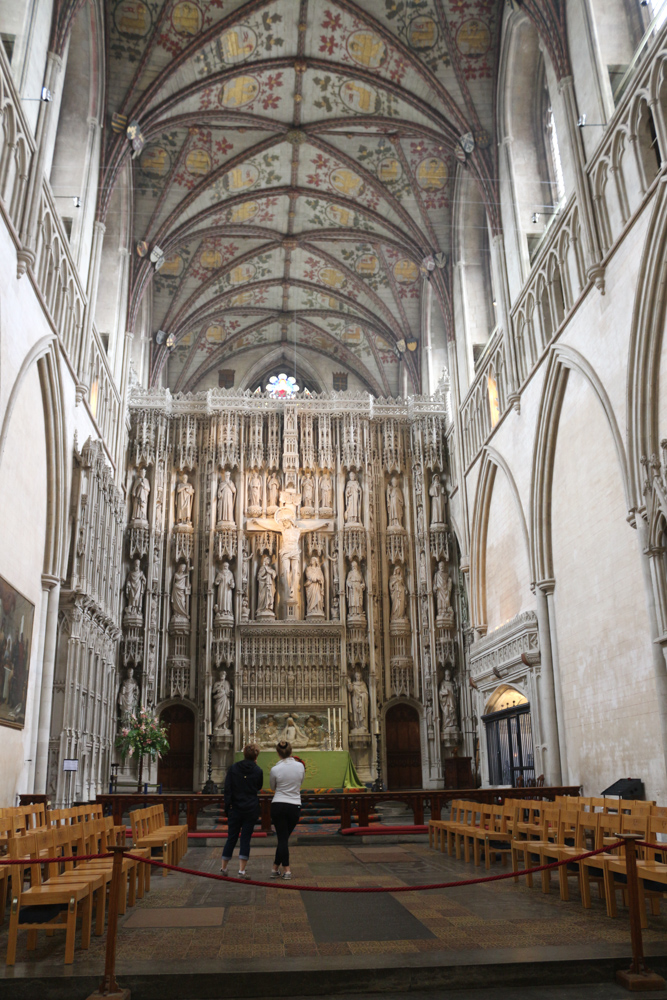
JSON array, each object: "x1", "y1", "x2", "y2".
[
  {"x1": 531, "y1": 212, "x2": 540, "y2": 224},
  {"x1": 72, "y1": 196, "x2": 81, "y2": 208},
  {"x1": 577, "y1": 114, "x2": 586, "y2": 128},
  {"x1": 41, "y1": 86, "x2": 52, "y2": 102}
]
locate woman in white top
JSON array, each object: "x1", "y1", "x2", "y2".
[{"x1": 269, "y1": 741, "x2": 305, "y2": 879}]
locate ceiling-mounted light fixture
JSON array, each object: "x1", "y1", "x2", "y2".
[
  {"x1": 155, "y1": 330, "x2": 168, "y2": 345},
  {"x1": 150, "y1": 246, "x2": 165, "y2": 271},
  {"x1": 577, "y1": 113, "x2": 606, "y2": 128}
]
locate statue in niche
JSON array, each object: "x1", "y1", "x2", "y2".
[
  {"x1": 214, "y1": 561, "x2": 235, "y2": 620},
  {"x1": 280, "y1": 714, "x2": 309, "y2": 748},
  {"x1": 344, "y1": 471, "x2": 362, "y2": 524},
  {"x1": 175, "y1": 472, "x2": 195, "y2": 525},
  {"x1": 248, "y1": 502, "x2": 332, "y2": 605},
  {"x1": 257, "y1": 555, "x2": 277, "y2": 614},
  {"x1": 248, "y1": 470, "x2": 262, "y2": 510},
  {"x1": 429, "y1": 473, "x2": 445, "y2": 526},
  {"x1": 439, "y1": 670, "x2": 458, "y2": 731},
  {"x1": 130, "y1": 468, "x2": 150, "y2": 524},
  {"x1": 118, "y1": 667, "x2": 139, "y2": 721},
  {"x1": 386, "y1": 475, "x2": 404, "y2": 529},
  {"x1": 346, "y1": 558, "x2": 365, "y2": 619},
  {"x1": 434, "y1": 561, "x2": 453, "y2": 620},
  {"x1": 389, "y1": 564, "x2": 407, "y2": 621},
  {"x1": 171, "y1": 561, "x2": 191, "y2": 620},
  {"x1": 212, "y1": 670, "x2": 233, "y2": 732},
  {"x1": 419, "y1": 550, "x2": 427, "y2": 590},
  {"x1": 267, "y1": 472, "x2": 281, "y2": 509},
  {"x1": 347, "y1": 669, "x2": 369, "y2": 732},
  {"x1": 320, "y1": 471, "x2": 333, "y2": 511},
  {"x1": 301, "y1": 473, "x2": 315, "y2": 510},
  {"x1": 124, "y1": 558, "x2": 146, "y2": 614},
  {"x1": 217, "y1": 470, "x2": 236, "y2": 525},
  {"x1": 304, "y1": 556, "x2": 325, "y2": 617}
]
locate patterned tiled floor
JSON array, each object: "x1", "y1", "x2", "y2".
[{"x1": 1, "y1": 841, "x2": 667, "y2": 968}]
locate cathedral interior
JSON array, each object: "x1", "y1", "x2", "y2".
[{"x1": 3, "y1": 0, "x2": 667, "y2": 993}]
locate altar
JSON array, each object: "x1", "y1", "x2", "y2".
[{"x1": 234, "y1": 750, "x2": 364, "y2": 790}]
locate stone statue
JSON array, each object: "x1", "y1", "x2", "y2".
[
  {"x1": 345, "y1": 471, "x2": 361, "y2": 523},
  {"x1": 214, "y1": 560, "x2": 235, "y2": 618},
  {"x1": 346, "y1": 558, "x2": 365, "y2": 618},
  {"x1": 320, "y1": 472, "x2": 333, "y2": 510},
  {"x1": 118, "y1": 667, "x2": 139, "y2": 720},
  {"x1": 304, "y1": 556, "x2": 325, "y2": 617},
  {"x1": 429, "y1": 474, "x2": 445, "y2": 525},
  {"x1": 124, "y1": 558, "x2": 146, "y2": 613},
  {"x1": 347, "y1": 669, "x2": 369, "y2": 732},
  {"x1": 301, "y1": 473, "x2": 314, "y2": 509},
  {"x1": 248, "y1": 502, "x2": 332, "y2": 604},
  {"x1": 389, "y1": 564, "x2": 407, "y2": 621},
  {"x1": 439, "y1": 670, "x2": 458, "y2": 730},
  {"x1": 257, "y1": 554, "x2": 277, "y2": 613},
  {"x1": 175, "y1": 472, "x2": 195, "y2": 524},
  {"x1": 267, "y1": 472, "x2": 280, "y2": 509},
  {"x1": 171, "y1": 561, "x2": 191, "y2": 620},
  {"x1": 130, "y1": 468, "x2": 150, "y2": 524},
  {"x1": 280, "y1": 714, "x2": 308, "y2": 748},
  {"x1": 386, "y1": 476, "x2": 404, "y2": 528},
  {"x1": 248, "y1": 470, "x2": 262, "y2": 509},
  {"x1": 217, "y1": 470, "x2": 236, "y2": 524},
  {"x1": 212, "y1": 670, "x2": 232, "y2": 732},
  {"x1": 434, "y1": 561, "x2": 452, "y2": 618},
  {"x1": 419, "y1": 550, "x2": 427, "y2": 589}
]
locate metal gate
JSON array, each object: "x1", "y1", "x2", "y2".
[{"x1": 483, "y1": 704, "x2": 535, "y2": 787}]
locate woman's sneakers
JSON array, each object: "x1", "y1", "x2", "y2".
[
  {"x1": 270, "y1": 868, "x2": 281, "y2": 878},
  {"x1": 281, "y1": 871, "x2": 293, "y2": 880},
  {"x1": 237, "y1": 870, "x2": 250, "y2": 878}
]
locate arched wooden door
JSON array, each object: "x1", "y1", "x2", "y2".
[
  {"x1": 385, "y1": 703, "x2": 422, "y2": 789},
  {"x1": 158, "y1": 705, "x2": 195, "y2": 791}
]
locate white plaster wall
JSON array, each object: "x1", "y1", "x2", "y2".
[
  {"x1": 551, "y1": 368, "x2": 666, "y2": 802},
  {"x1": 0, "y1": 362, "x2": 46, "y2": 804},
  {"x1": 483, "y1": 468, "x2": 536, "y2": 631}
]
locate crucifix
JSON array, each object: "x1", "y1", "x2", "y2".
[{"x1": 246, "y1": 490, "x2": 333, "y2": 618}]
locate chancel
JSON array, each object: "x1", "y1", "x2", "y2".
[{"x1": 2, "y1": 0, "x2": 667, "y2": 994}]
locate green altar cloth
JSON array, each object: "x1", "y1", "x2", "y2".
[{"x1": 233, "y1": 750, "x2": 364, "y2": 790}]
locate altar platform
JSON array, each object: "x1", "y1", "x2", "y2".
[
  {"x1": 2, "y1": 841, "x2": 666, "y2": 999},
  {"x1": 233, "y1": 749, "x2": 364, "y2": 790}
]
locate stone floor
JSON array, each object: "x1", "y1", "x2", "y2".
[{"x1": 1, "y1": 840, "x2": 666, "y2": 976}]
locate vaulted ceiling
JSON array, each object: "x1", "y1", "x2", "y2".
[{"x1": 96, "y1": 0, "x2": 519, "y2": 396}]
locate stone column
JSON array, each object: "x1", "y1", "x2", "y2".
[
  {"x1": 536, "y1": 579, "x2": 568, "y2": 783},
  {"x1": 33, "y1": 575, "x2": 61, "y2": 793},
  {"x1": 636, "y1": 516, "x2": 667, "y2": 780},
  {"x1": 534, "y1": 585, "x2": 562, "y2": 784}
]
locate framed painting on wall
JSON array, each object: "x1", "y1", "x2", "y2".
[{"x1": 0, "y1": 575, "x2": 35, "y2": 730}]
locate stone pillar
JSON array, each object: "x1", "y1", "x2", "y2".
[
  {"x1": 636, "y1": 516, "x2": 667, "y2": 781},
  {"x1": 33, "y1": 575, "x2": 61, "y2": 793},
  {"x1": 536, "y1": 579, "x2": 568, "y2": 783},
  {"x1": 534, "y1": 585, "x2": 562, "y2": 785}
]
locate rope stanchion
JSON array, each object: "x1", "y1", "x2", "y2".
[
  {"x1": 120, "y1": 841, "x2": 624, "y2": 892},
  {"x1": 614, "y1": 833, "x2": 666, "y2": 992},
  {"x1": 86, "y1": 846, "x2": 130, "y2": 1000}
]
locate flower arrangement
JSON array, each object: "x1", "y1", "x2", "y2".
[{"x1": 115, "y1": 708, "x2": 170, "y2": 791}]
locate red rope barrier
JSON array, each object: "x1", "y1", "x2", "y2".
[
  {"x1": 0, "y1": 854, "x2": 113, "y2": 864},
  {"x1": 120, "y1": 841, "x2": 624, "y2": 893},
  {"x1": 637, "y1": 841, "x2": 667, "y2": 852}
]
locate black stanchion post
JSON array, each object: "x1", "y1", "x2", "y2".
[
  {"x1": 86, "y1": 846, "x2": 130, "y2": 1000},
  {"x1": 615, "y1": 832, "x2": 665, "y2": 992}
]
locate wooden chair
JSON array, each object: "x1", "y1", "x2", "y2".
[
  {"x1": 472, "y1": 804, "x2": 516, "y2": 870},
  {"x1": 535, "y1": 807, "x2": 579, "y2": 896},
  {"x1": 580, "y1": 813, "x2": 625, "y2": 914},
  {"x1": 6, "y1": 830, "x2": 93, "y2": 965},
  {"x1": 514, "y1": 801, "x2": 544, "y2": 840},
  {"x1": 147, "y1": 805, "x2": 187, "y2": 861},
  {"x1": 50, "y1": 825, "x2": 107, "y2": 937},
  {"x1": 636, "y1": 815, "x2": 667, "y2": 918},
  {"x1": 512, "y1": 807, "x2": 560, "y2": 888},
  {"x1": 130, "y1": 808, "x2": 172, "y2": 876},
  {"x1": 603, "y1": 814, "x2": 650, "y2": 926}
]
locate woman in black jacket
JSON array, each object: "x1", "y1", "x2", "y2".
[{"x1": 220, "y1": 744, "x2": 263, "y2": 878}]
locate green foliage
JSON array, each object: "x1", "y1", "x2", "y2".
[{"x1": 115, "y1": 708, "x2": 170, "y2": 763}]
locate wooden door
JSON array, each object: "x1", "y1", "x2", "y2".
[
  {"x1": 385, "y1": 703, "x2": 422, "y2": 789},
  {"x1": 158, "y1": 704, "x2": 195, "y2": 791}
]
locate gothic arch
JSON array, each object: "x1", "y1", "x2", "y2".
[
  {"x1": 530, "y1": 343, "x2": 630, "y2": 582},
  {"x1": 470, "y1": 446, "x2": 531, "y2": 630}
]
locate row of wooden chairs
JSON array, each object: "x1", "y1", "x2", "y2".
[
  {"x1": 429, "y1": 798, "x2": 667, "y2": 926},
  {"x1": 128, "y1": 805, "x2": 187, "y2": 875},
  {"x1": 5, "y1": 815, "x2": 152, "y2": 965},
  {"x1": 553, "y1": 795, "x2": 661, "y2": 815}
]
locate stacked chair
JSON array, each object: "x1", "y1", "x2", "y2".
[
  {"x1": 430, "y1": 795, "x2": 667, "y2": 924},
  {"x1": 128, "y1": 804, "x2": 188, "y2": 875}
]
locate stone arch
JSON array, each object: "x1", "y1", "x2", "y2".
[
  {"x1": 237, "y1": 348, "x2": 324, "y2": 395},
  {"x1": 530, "y1": 344, "x2": 630, "y2": 583},
  {"x1": 470, "y1": 446, "x2": 531, "y2": 632}
]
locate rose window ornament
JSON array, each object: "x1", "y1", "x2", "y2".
[{"x1": 266, "y1": 373, "x2": 300, "y2": 398}]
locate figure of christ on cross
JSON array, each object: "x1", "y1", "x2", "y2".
[{"x1": 246, "y1": 502, "x2": 333, "y2": 605}]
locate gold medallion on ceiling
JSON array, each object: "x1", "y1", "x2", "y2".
[
  {"x1": 219, "y1": 75, "x2": 260, "y2": 109},
  {"x1": 408, "y1": 16, "x2": 438, "y2": 50},
  {"x1": 219, "y1": 27, "x2": 258, "y2": 64},
  {"x1": 185, "y1": 148, "x2": 211, "y2": 176},
  {"x1": 171, "y1": 1, "x2": 202, "y2": 37},
  {"x1": 222, "y1": 164, "x2": 260, "y2": 192},
  {"x1": 113, "y1": 0, "x2": 152, "y2": 38},
  {"x1": 416, "y1": 157, "x2": 448, "y2": 191},
  {"x1": 326, "y1": 204, "x2": 354, "y2": 227},
  {"x1": 330, "y1": 167, "x2": 364, "y2": 199},
  {"x1": 342, "y1": 324, "x2": 363, "y2": 345},
  {"x1": 139, "y1": 145, "x2": 171, "y2": 178},
  {"x1": 229, "y1": 263, "x2": 257, "y2": 285},
  {"x1": 287, "y1": 130, "x2": 306, "y2": 145},
  {"x1": 456, "y1": 19, "x2": 491, "y2": 56},
  {"x1": 339, "y1": 80, "x2": 379, "y2": 115},
  {"x1": 206, "y1": 325, "x2": 225, "y2": 343},
  {"x1": 354, "y1": 253, "x2": 379, "y2": 277},
  {"x1": 158, "y1": 254, "x2": 184, "y2": 277},
  {"x1": 393, "y1": 259, "x2": 419, "y2": 284},
  {"x1": 230, "y1": 201, "x2": 260, "y2": 223},
  {"x1": 346, "y1": 31, "x2": 387, "y2": 69},
  {"x1": 200, "y1": 248, "x2": 223, "y2": 269},
  {"x1": 377, "y1": 157, "x2": 402, "y2": 184},
  {"x1": 318, "y1": 266, "x2": 346, "y2": 290}
]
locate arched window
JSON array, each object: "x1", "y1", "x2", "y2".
[{"x1": 263, "y1": 373, "x2": 303, "y2": 398}]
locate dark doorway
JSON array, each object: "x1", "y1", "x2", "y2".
[
  {"x1": 158, "y1": 704, "x2": 195, "y2": 791},
  {"x1": 385, "y1": 703, "x2": 422, "y2": 789},
  {"x1": 483, "y1": 704, "x2": 535, "y2": 787}
]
